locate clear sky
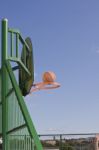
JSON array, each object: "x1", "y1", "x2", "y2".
[{"x1": 1, "y1": 0, "x2": 99, "y2": 134}]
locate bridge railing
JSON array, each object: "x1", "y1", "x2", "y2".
[
  {"x1": 0, "y1": 133, "x2": 98, "y2": 150},
  {"x1": 38, "y1": 133, "x2": 98, "y2": 150}
]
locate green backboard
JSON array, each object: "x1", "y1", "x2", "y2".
[{"x1": 19, "y1": 37, "x2": 34, "y2": 96}]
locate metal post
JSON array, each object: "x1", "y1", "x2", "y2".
[
  {"x1": 1, "y1": 18, "x2": 8, "y2": 150},
  {"x1": 59, "y1": 135, "x2": 62, "y2": 150}
]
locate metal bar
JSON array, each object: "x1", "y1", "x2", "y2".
[
  {"x1": 38, "y1": 133, "x2": 97, "y2": 136},
  {"x1": 6, "y1": 60, "x2": 43, "y2": 150},
  {"x1": 16, "y1": 33, "x2": 19, "y2": 58},
  {"x1": 7, "y1": 56, "x2": 20, "y2": 62},
  {"x1": 14, "y1": 98, "x2": 17, "y2": 128},
  {"x1": 11, "y1": 32, "x2": 14, "y2": 57},
  {"x1": 19, "y1": 35, "x2": 30, "y2": 51},
  {"x1": 7, "y1": 124, "x2": 26, "y2": 134},
  {"x1": 18, "y1": 60, "x2": 31, "y2": 76},
  {"x1": 8, "y1": 28, "x2": 20, "y2": 34},
  {"x1": 12, "y1": 65, "x2": 19, "y2": 71},
  {"x1": 8, "y1": 57, "x2": 31, "y2": 76},
  {"x1": 6, "y1": 88, "x2": 14, "y2": 98},
  {"x1": 13, "y1": 96, "x2": 15, "y2": 129},
  {"x1": 1, "y1": 18, "x2": 8, "y2": 150},
  {"x1": 59, "y1": 135, "x2": 62, "y2": 150},
  {"x1": 23, "y1": 45, "x2": 26, "y2": 66}
]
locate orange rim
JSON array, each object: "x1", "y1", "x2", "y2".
[{"x1": 30, "y1": 82, "x2": 60, "y2": 93}]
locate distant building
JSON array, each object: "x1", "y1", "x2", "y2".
[
  {"x1": 95, "y1": 134, "x2": 99, "y2": 150},
  {"x1": 63, "y1": 134, "x2": 99, "y2": 150},
  {"x1": 41, "y1": 134, "x2": 99, "y2": 150}
]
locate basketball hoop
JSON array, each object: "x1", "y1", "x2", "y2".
[{"x1": 30, "y1": 71, "x2": 60, "y2": 93}]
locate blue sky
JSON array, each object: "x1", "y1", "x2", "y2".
[{"x1": 1, "y1": 0, "x2": 99, "y2": 134}]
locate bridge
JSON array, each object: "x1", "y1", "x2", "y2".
[{"x1": 0, "y1": 133, "x2": 99, "y2": 150}]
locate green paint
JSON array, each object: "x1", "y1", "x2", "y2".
[
  {"x1": 1, "y1": 18, "x2": 8, "y2": 150},
  {"x1": 6, "y1": 61, "x2": 43, "y2": 150},
  {"x1": 1, "y1": 19, "x2": 43, "y2": 150}
]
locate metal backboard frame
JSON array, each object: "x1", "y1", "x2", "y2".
[{"x1": 1, "y1": 19, "x2": 43, "y2": 150}]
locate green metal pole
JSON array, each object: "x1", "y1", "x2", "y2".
[{"x1": 1, "y1": 18, "x2": 8, "y2": 150}]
